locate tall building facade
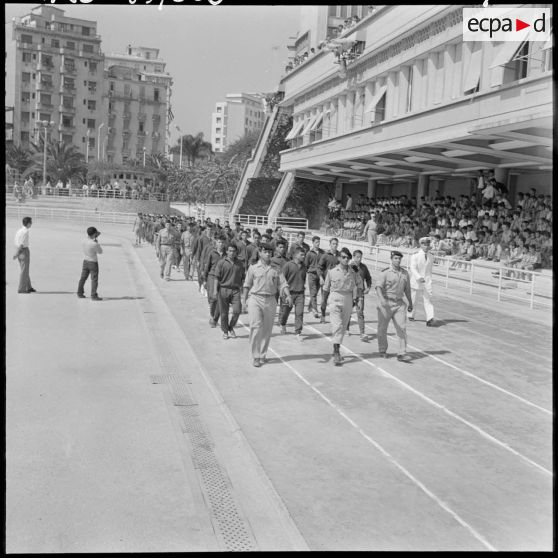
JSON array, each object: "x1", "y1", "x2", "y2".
[
  {"x1": 210, "y1": 93, "x2": 266, "y2": 153},
  {"x1": 266, "y1": 4, "x2": 552, "y2": 216},
  {"x1": 104, "y1": 46, "x2": 173, "y2": 165},
  {"x1": 12, "y1": 5, "x2": 104, "y2": 161}
]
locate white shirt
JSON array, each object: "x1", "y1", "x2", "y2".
[
  {"x1": 14, "y1": 226, "x2": 30, "y2": 248},
  {"x1": 82, "y1": 238, "x2": 103, "y2": 262}
]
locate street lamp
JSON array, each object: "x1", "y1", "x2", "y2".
[
  {"x1": 143, "y1": 146, "x2": 146, "y2": 167},
  {"x1": 37, "y1": 120, "x2": 54, "y2": 189},
  {"x1": 176, "y1": 125, "x2": 183, "y2": 169},
  {"x1": 97, "y1": 122, "x2": 105, "y2": 160},
  {"x1": 86, "y1": 128, "x2": 91, "y2": 163}
]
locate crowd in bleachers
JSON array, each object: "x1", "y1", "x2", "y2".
[{"x1": 325, "y1": 185, "x2": 552, "y2": 271}]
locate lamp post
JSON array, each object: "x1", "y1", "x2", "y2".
[
  {"x1": 143, "y1": 146, "x2": 146, "y2": 167},
  {"x1": 176, "y1": 125, "x2": 183, "y2": 169},
  {"x1": 37, "y1": 120, "x2": 54, "y2": 190},
  {"x1": 86, "y1": 128, "x2": 91, "y2": 163},
  {"x1": 97, "y1": 122, "x2": 105, "y2": 160}
]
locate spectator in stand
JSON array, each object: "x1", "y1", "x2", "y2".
[
  {"x1": 362, "y1": 212, "x2": 378, "y2": 253},
  {"x1": 482, "y1": 179, "x2": 496, "y2": 206},
  {"x1": 345, "y1": 193, "x2": 354, "y2": 211},
  {"x1": 518, "y1": 244, "x2": 542, "y2": 279}
]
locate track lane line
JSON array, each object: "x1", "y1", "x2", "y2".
[{"x1": 236, "y1": 319, "x2": 496, "y2": 552}]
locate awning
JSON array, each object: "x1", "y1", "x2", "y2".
[
  {"x1": 300, "y1": 114, "x2": 319, "y2": 136},
  {"x1": 489, "y1": 41, "x2": 523, "y2": 69},
  {"x1": 285, "y1": 119, "x2": 306, "y2": 140},
  {"x1": 542, "y1": 36, "x2": 553, "y2": 50},
  {"x1": 364, "y1": 85, "x2": 387, "y2": 114},
  {"x1": 463, "y1": 46, "x2": 482, "y2": 93},
  {"x1": 310, "y1": 110, "x2": 327, "y2": 131}
]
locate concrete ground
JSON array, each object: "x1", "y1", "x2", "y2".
[{"x1": 5, "y1": 218, "x2": 552, "y2": 552}]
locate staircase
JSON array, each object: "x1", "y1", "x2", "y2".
[
  {"x1": 266, "y1": 171, "x2": 296, "y2": 219},
  {"x1": 228, "y1": 105, "x2": 283, "y2": 216}
]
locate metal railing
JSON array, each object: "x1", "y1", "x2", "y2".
[
  {"x1": 232, "y1": 214, "x2": 308, "y2": 230},
  {"x1": 284, "y1": 232, "x2": 551, "y2": 310},
  {"x1": 6, "y1": 205, "x2": 137, "y2": 225}
]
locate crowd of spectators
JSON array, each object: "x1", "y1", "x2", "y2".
[
  {"x1": 285, "y1": 7, "x2": 377, "y2": 74},
  {"x1": 325, "y1": 186, "x2": 552, "y2": 271}
]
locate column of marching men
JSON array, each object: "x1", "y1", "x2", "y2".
[{"x1": 131, "y1": 212, "x2": 439, "y2": 367}]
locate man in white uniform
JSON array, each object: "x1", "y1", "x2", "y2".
[{"x1": 408, "y1": 236, "x2": 437, "y2": 326}]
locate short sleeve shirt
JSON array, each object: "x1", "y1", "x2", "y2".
[{"x1": 376, "y1": 266, "x2": 410, "y2": 301}]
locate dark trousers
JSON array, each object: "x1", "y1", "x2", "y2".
[
  {"x1": 218, "y1": 287, "x2": 241, "y2": 333},
  {"x1": 17, "y1": 247, "x2": 32, "y2": 293},
  {"x1": 348, "y1": 297, "x2": 365, "y2": 334},
  {"x1": 321, "y1": 289, "x2": 330, "y2": 317},
  {"x1": 280, "y1": 292, "x2": 305, "y2": 333},
  {"x1": 77, "y1": 260, "x2": 99, "y2": 296},
  {"x1": 207, "y1": 275, "x2": 221, "y2": 323},
  {"x1": 307, "y1": 272, "x2": 320, "y2": 312}
]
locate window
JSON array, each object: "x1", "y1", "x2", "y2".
[
  {"x1": 22, "y1": 72, "x2": 31, "y2": 82},
  {"x1": 63, "y1": 78, "x2": 75, "y2": 90},
  {"x1": 88, "y1": 137, "x2": 95, "y2": 148},
  {"x1": 145, "y1": 52, "x2": 151, "y2": 60},
  {"x1": 462, "y1": 42, "x2": 482, "y2": 94},
  {"x1": 62, "y1": 134, "x2": 73, "y2": 144},
  {"x1": 63, "y1": 96, "x2": 73, "y2": 109},
  {"x1": 87, "y1": 119, "x2": 95, "y2": 129},
  {"x1": 51, "y1": 39, "x2": 60, "y2": 48},
  {"x1": 82, "y1": 44, "x2": 94, "y2": 53},
  {"x1": 21, "y1": 131, "x2": 30, "y2": 143},
  {"x1": 64, "y1": 58, "x2": 75, "y2": 70},
  {"x1": 216, "y1": 117, "x2": 221, "y2": 123},
  {"x1": 22, "y1": 52, "x2": 32, "y2": 63},
  {"x1": 110, "y1": 81, "x2": 115, "y2": 91},
  {"x1": 41, "y1": 93, "x2": 51, "y2": 105},
  {"x1": 89, "y1": 61, "x2": 97, "y2": 72},
  {"x1": 139, "y1": 122, "x2": 144, "y2": 133},
  {"x1": 42, "y1": 54, "x2": 53, "y2": 67},
  {"x1": 82, "y1": 26, "x2": 90, "y2": 36},
  {"x1": 216, "y1": 128, "x2": 221, "y2": 134},
  {"x1": 154, "y1": 89, "x2": 159, "y2": 101},
  {"x1": 21, "y1": 34, "x2": 33, "y2": 44},
  {"x1": 88, "y1": 81, "x2": 97, "y2": 93},
  {"x1": 215, "y1": 138, "x2": 220, "y2": 143},
  {"x1": 39, "y1": 112, "x2": 50, "y2": 121},
  {"x1": 66, "y1": 41, "x2": 75, "y2": 50},
  {"x1": 21, "y1": 111, "x2": 30, "y2": 123},
  {"x1": 87, "y1": 100, "x2": 96, "y2": 110},
  {"x1": 21, "y1": 92, "x2": 31, "y2": 102},
  {"x1": 62, "y1": 116, "x2": 73, "y2": 128}
]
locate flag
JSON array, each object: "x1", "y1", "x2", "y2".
[{"x1": 167, "y1": 106, "x2": 174, "y2": 123}]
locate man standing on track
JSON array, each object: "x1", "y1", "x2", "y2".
[
  {"x1": 347, "y1": 249, "x2": 372, "y2": 340},
  {"x1": 180, "y1": 223, "x2": 195, "y2": 281},
  {"x1": 203, "y1": 235, "x2": 226, "y2": 327},
  {"x1": 214, "y1": 243, "x2": 245, "y2": 340},
  {"x1": 77, "y1": 226, "x2": 103, "y2": 300},
  {"x1": 156, "y1": 220, "x2": 175, "y2": 281},
  {"x1": 304, "y1": 235, "x2": 323, "y2": 317},
  {"x1": 243, "y1": 244, "x2": 292, "y2": 368},
  {"x1": 318, "y1": 237, "x2": 340, "y2": 323},
  {"x1": 375, "y1": 251, "x2": 413, "y2": 361},
  {"x1": 408, "y1": 236, "x2": 436, "y2": 326},
  {"x1": 13, "y1": 216, "x2": 36, "y2": 294}
]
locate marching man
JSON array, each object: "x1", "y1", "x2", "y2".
[{"x1": 408, "y1": 236, "x2": 437, "y2": 326}]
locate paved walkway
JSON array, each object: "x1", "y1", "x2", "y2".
[{"x1": 5, "y1": 218, "x2": 552, "y2": 551}]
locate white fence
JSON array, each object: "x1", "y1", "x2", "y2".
[
  {"x1": 232, "y1": 214, "x2": 308, "y2": 231},
  {"x1": 6, "y1": 205, "x2": 137, "y2": 225}
]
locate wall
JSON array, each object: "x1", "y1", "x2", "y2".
[{"x1": 515, "y1": 173, "x2": 552, "y2": 196}]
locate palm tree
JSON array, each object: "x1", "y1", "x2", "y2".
[
  {"x1": 24, "y1": 138, "x2": 86, "y2": 186},
  {"x1": 171, "y1": 132, "x2": 213, "y2": 168},
  {"x1": 5, "y1": 144, "x2": 33, "y2": 174}
]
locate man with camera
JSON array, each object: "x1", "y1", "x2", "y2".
[{"x1": 77, "y1": 226, "x2": 103, "y2": 301}]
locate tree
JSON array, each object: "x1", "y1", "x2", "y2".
[
  {"x1": 171, "y1": 132, "x2": 213, "y2": 168},
  {"x1": 218, "y1": 130, "x2": 260, "y2": 167},
  {"x1": 5, "y1": 144, "x2": 32, "y2": 174},
  {"x1": 24, "y1": 139, "x2": 86, "y2": 185}
]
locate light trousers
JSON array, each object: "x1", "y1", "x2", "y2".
[
  {"x1": 377, "y1": 302, "x2": 407, "y2": 355},
  {"x1": 247, "y1": 294, "x2": 277, "y2": 359},
  {"x1": 408, "y1": 284, "x2": 434, "y2": 321},
  {"x1": 329, "y1": 291, "x2": 353, "y2": 344}
]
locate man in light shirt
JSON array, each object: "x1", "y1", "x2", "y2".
[
  {"x1": 13, "y1": 216, "x2": 36, "y2": 294},
  {"x1": 77, "y1": 226, "x2": 103, "y2": 300}
]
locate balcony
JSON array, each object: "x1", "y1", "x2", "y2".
[
  {"x1": 61, "y1": 64, "x2": 77, "y2": 75},
  {"x1": 20, "y1": 96, "x2": 31, "y2": 105},
  {"x1": 37, "y1": 81, "x2": 54, "y2": 91},
  {"x1": 60, "y1": 104, "x2": 76, "y2": 114},
  {"x1": 38, "y1": 100, "x2": 54, "y2": 110},
  {"x1": 61, "y1": 83, "x2": 76, "y2": 94},
  {"x1": 59, "y1": 123, "x2": 76, "y2": 132},
  {"x1": 37, "y1": 62, "x2": 55, "y2": 72}
]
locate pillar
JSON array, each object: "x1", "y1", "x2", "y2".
[
  {"x1": 494, "y1": 168, "x2": 509, "y2": 189},
  {"x1": 367, "y1": 179, "x2": 377, "y2": 198},
  {"x1": 345, "y1": 91, "x2": 355, "y2": 131},
  {"x1": 337, "y1": 95, "x2": 347, "y2": 135},
  {"x1": 417, "y1": 174, "x2": 429, "y2": 204}
]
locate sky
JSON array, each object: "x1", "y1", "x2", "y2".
[{"x1": 4, "y1": 3, "x2": 301, "y2": 147}]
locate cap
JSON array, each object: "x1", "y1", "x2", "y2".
[
  {"x1": 419, "y1": 237, "x2": 431, "y2": 244},
  {"x1": 87, "y1": 226, "x2": 100, "y2": 237},
  {"x1": 391, "y1": 250, "x2": 403, "y2": 258},
  {"x1": 260, "y1": 243, "x2": 273, "y2": 252}
]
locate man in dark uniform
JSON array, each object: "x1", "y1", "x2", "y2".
[
  {"x1": 280, "y1": 246, "x2": 307, "y2": 340},
  {"x1": 270, "y1": 239, "x2": 289, "y2": 272},
  {"x1": 347, "y1": 249, "x2": 372, "y2": 340},
  {"x1": 247, "y1": 230, "x2": 262, "y2": 268},
  {"x1": 375, "y1": 250, "x2": 413, "y2": 361},
  {"x1": 287, "y1": 231, "x2": 310, "y2": 260},
  {"x1": 203, "y1": 235, "x2": 226, "y2": 326},
  {"x1": 235, "y1": 229, "x2": 251, "y2": 270},
  {"x1": 304, "y1": 235, "x2": 323, "y2": 317},
  {"x1": 318, "y1": 237, "x2": 340, "y2": 323},
  {"x1": 193, "y1": 227, "x2": 212, "y2": 294},
  {"x1": 214, "y1": 243, "x2": 245, "y2": 339},
  {"x1": 270, "y1": 226, "x2": 289, "y2": 253}
]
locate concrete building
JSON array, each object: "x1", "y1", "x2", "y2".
[
  {"x1": 103, "y1": 46, "x2": 173, "y2": 165},
  {"x1": 11, "y1": 5, "x2": 105, "y2": 161},
  {"x1": 264, "y1": 4, "x2": 552, "y2": 218},
  {"x1": 210, "y1": 93, "x2": 266, "y2": 153}
]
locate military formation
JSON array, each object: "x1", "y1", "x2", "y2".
[{"x1": 131, "y1": 212, "x2": 423, "y2": 366}]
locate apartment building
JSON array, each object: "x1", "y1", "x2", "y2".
[
  {"x1": 211, "y1": 93, "x2": 266, "y2": 153},
  {"x1": 104, "y1": 46, "x2": 173, "y2": 165},
  {"x1": 265, "y1": 4, "x2": 552, "y2": 217},
  {"x1": 12, "y1": 5, "x2": 104, "y2": 161}
]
